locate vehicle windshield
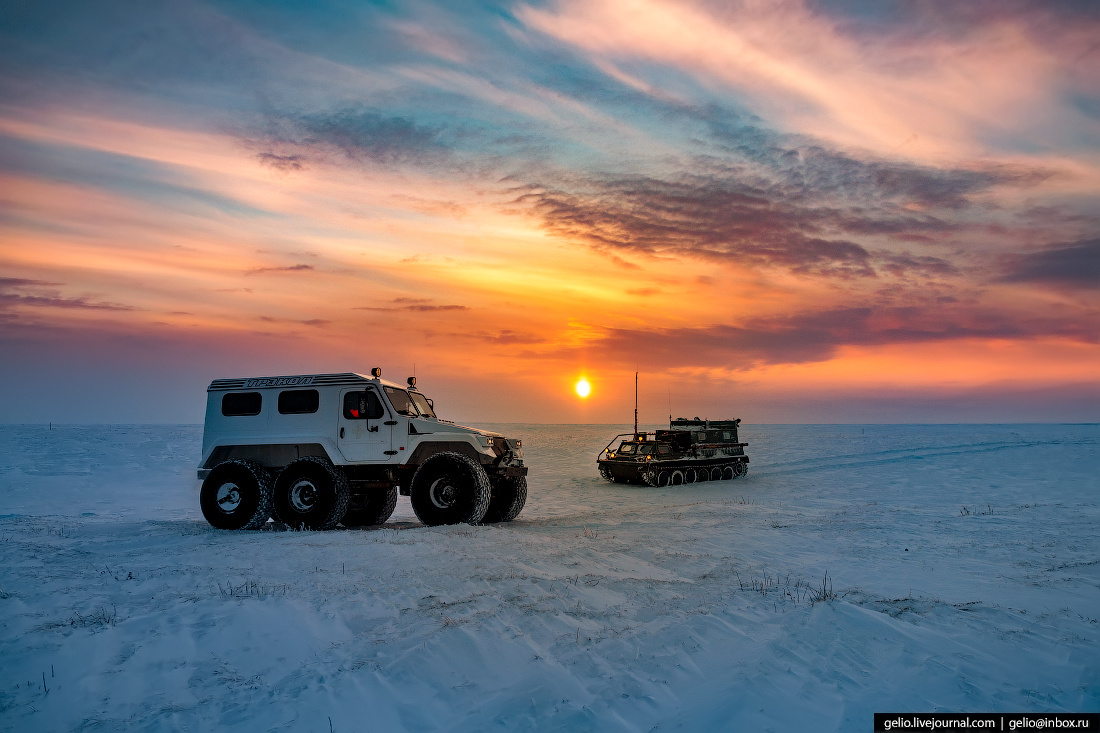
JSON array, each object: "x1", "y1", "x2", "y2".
[
  {"x1": 408, "y1": 391, "x2": 436, "y2": 418},
  {"x1": 383, "y1": 386, "x2": 418, "y2": 416},
  {"x1": 617, "y1": 442, "x2": 636, "y2": 453}
]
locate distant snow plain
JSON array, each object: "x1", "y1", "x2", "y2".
[{"x1": 1, "y1": 423, "x2": 1097, "y2": 731}]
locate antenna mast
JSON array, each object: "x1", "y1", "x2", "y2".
[{"x1": 634, "y1": 371, "x2": 639, "y2": 437}]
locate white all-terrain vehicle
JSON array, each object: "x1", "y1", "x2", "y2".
[{"x1": 197, "y1": 370, "x2": 527, "y2": 530}]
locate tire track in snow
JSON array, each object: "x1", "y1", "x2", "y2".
[{"x1": 753, "y1": 439, "x2": 1057, "y2": 478}]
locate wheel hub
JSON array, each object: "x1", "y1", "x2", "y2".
[
  {"x1": 290, "y1": 479, "x2": 318, "y2": 512},
  {"x1": 216, "y1": 482, "x2": 242, "y2": 512},
  {"x1": 429, "y1": 477, "x2": 459, "y2": 509}
]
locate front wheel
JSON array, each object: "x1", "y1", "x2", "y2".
[
  {"x1": 273, "y1": 457, "x2": 350, "y2": 531},
  {"x1": 482, "y1": 475, "x2": 527, "y2": 523},
  {"x1": 200, "y1": 460, "x2": 273, "y2": 530},
  {"x1": 409, "y1": 452, "x2": 491, "y2": 526}
]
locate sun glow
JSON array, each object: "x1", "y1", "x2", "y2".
[{"x1": 575, "y1": 378, "x2": 591, "y2": 398}]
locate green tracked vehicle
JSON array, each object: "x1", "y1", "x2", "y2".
[{"x1": 597, "y1": 417, "x2": 749, "y2": 486}]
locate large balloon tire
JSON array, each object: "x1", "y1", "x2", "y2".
[
  {"x1": 341, "y1": 487, "x2": 398, "y2": 527},
  {"x1": 200, "y1": 460, "x2": 273, "y2": 530},
  {"x1": 409, "y1": 452, "x2": 491, "y2": 526},
  {"x1": 273, "y1": 456, "x2": 350, "y2": 531},
  {"x1": 482, "y1": 475, "x2": 528, "y2": 523}
]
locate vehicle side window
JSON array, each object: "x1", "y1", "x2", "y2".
[
  {"x1": 222, "y1": 392, "x2": 261, "y2": 416},
  {"x1": 657, "y1": 444, "x2": 671, "y2": 455},
  {"x1": 618, "y1": 442, "x2": 636, "y2": 454},
  {"x1": 343, "y1": 391, "x2": 383, "y2": 419},
  {"x1": 278, "y1": 389, "x2": 319, "y2": 415}
]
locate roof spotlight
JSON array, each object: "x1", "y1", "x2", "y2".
[
  {"x1": 407, "y1": 376, "x2": 416, "y2": 387},
  {"x1": 371, "y1": 367, "x2": 382, "y2": 378}
]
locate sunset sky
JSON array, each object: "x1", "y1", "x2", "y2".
[{"x1": 2, "y1": 0, "x2": 1098, "y2": 424}]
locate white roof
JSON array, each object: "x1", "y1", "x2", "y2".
[{"x1": 206, "y1": 372, "x2": 407, "y2": 392}]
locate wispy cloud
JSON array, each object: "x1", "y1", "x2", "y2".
[
  {"x1": 0, "y1": 278, "x2": 134, "y2": 312},
  {"x1": 257, "y1": 316, "x2": 330, "y2": 327},
  {"x1": 1000, "y1": 238, "x2": 1100, "y2": 289},
  {"x1": 256, "y1": 107, "x2": 453, "y2": 168},
  {"x1": 355, "y1": 298, "x2": 469, "y2": 312},
  {"x1": 518, "y1": 0, "x2": 1100, "y2": 160},
  {"x1": 544, "y1": 303, "x2": 1096, "y2": 369},
  {"x1": 256, "y1": 152, "x2": 306, "y2": 172},
  {"x1": 245, "y1": 264, "x2": 316, "y2": 275}
]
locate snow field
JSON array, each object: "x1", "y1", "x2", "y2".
[{"x1": 1, "y1": 424, "x2": 1098, "y2": 731}]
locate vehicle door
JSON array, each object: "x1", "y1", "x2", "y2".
[{"x1": 337, "y1": 387, "x2": 391, "y2": 461}]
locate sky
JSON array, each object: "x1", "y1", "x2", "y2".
[{"x1": 1, "y1": 0, "x2": 1098, "y2": 424}]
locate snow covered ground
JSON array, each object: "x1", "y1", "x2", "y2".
[{"x1": 1, "y1": 423, "x2": 1098, "y2": 731}]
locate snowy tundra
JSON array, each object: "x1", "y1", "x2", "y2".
[{"x1": 1, "y1": 423, "x2": 1097, "y2": 731}]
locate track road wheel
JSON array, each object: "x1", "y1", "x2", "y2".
[
  {"x1": 200, "y1": 460, "x2": 273, "y2": 530},
  {"x1": 710, "y1": 467, "x2": 723, "y2": 481},
  {"x1": 671, "y1": 470, "x2": 685, "y2": 486},
  {"x1": 341, "y1": 486, "x2": 398, "y2": 527},
  {"x1": 722, "y1": 465, "x2": 735, "y2": 481},
  {"x1": 409, "y1": 452, "x2": 491, "y2": 526},
  {"x1": 482, "y1": 475, "x2": 528, "y2": 523},
  {"x1": 684, "y1": 468, "x2": 698, "y2": 483},
  {"x1": 273, "y1": 457, "x2": 350, "y2": 531}
]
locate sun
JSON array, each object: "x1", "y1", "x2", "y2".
[{"x1": 575, "y1": 378, "x2": 591, "y2": 398}]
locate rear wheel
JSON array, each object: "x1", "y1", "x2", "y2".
[
  {"x1": 409, "y1": 452, "x2": 491, "y2": 526},
  {"x1": 341, "y1": 487, "x2": 398, "y2": 527},
  {"x1": 482, "y1": 475, "x2": 527, "y2": 523},
  {"x1": 200, "y1": 460, "x2": 273, "y2": 530},
  {"x1": 273, "y1": 457, "x2": 350, "y2": 531}
]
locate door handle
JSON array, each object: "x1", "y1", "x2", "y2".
[
  {"x1": 340, "y1": 427, "x2": 344, "y2": 438},
  {"x1": 369, "y1": 425, "x2": 378, "y2": 432}
]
